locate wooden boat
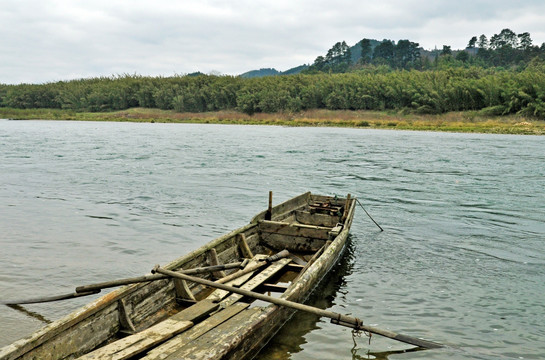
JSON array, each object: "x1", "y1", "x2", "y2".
[{"x1": 0, "y1": 192, "x2": 355, "y2": 360}]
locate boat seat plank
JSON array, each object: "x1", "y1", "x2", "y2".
[
  {"x1": 170, "y1": 299, "x2": 220, "y2": 322},
  {"x1": 262, "y1": 233, "x2": 326, "y2": 253},
  {"x1": 161, "y1": 307, "x2": 264, "y2": 360},
  {"x1": 258, "y1": 220, "x2": 333, "y2": 239},
  {"x1": 287, "y1": 253, "x2": 308, "y2": 266},
  {"x1": 258, "y1": 283, "x2": 290, "y2": 293},
  {"x1": 141, "y1": 302, "x2": 250, "y2": 360},
  {"x1": 206, "y1": 255, "x2": 266, "y2": 302},
  {"x1": 76, "y1": 319, "x2": 193, "y2": 360},
  {"x1": 295, "y1": 210, "x2": 340, "y2": 227},
  {"x1": 220, "y1": 258, "x2": 291, "y2": 308},
  {"x1": 285, "y1": 263, "x2": 305, "y2": 272}
]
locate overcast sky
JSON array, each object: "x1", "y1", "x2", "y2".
[{"x1": 2, "y1": 0, "x2": 545, "y2": 84}]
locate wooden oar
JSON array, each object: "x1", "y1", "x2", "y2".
[
  {"x1": 152, "y1": 265, "x2": 444, "y2": 350},
  {"x1": 2, "y1": 252, "x2": 288, "y2": 306},
  {"x1": 1, "y1": 263, "x2": 244, "y2": 306},
  {"x1": 0, "y1": 290, "x2": 100, "y2": 306},
  {"x1": 75, "y1": 261, "x2": 246, "y2": 294}
]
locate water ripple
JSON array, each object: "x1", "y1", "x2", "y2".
[{"x1": 1, "y1": 122, "x2": 544, "y2": 359}]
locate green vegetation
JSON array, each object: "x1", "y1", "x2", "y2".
[
  {"x1": 1, "y1": 28, "x2": 545, "y2": 134},
  {"x1": 2, "y1": 65, "x2": 545, "y2": 119},
  {"x1": 304, "y1": 28, "x2": 545, "y2": 72}
]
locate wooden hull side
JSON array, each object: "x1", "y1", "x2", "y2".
[
  {"x1": 214, "y1": 198, "x2": 356, "y2": 360},
  {"x1": 0, "y1": 193, "x2": 354, "y2": 360}
]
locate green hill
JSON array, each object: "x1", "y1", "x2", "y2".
[{"x1": 239, "y1": 39, "x2": 381, "y2": 77}]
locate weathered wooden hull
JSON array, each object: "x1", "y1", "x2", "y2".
[{"x1": 0, "y1": 192, "x2": 355, "y2": 360}]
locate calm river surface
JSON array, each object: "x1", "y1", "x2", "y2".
[{"x1": 1, "y1": 120, "x2": 544, "y2": 359}]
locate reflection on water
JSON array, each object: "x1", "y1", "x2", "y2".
[
  {"x1": 7, "y1": 304, "x2": 51, "y2": 325},
  {"x1": 351, "y1": 347, "x2": 425, "y2": 360}
]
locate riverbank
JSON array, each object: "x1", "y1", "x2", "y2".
[{"x1": 1, "y1": 107, "x2": 544, "y2": 135}]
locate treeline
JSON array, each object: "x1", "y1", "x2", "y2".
[
  {"x1": 304, "y1": 29, "x2": 545, "y2": 73},
  {"x1": 2, "y1": 65, "x2": 544, "y2": 118},
  {"x1": 0, "y1": 76, "x2": 243, "y2": 113}
]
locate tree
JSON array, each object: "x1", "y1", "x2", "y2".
[
  {"x1": 456, "y1": 51, "x2": 469, "y2": 62},
  {"x1": 518, "y1": 32, "x2": 533, "y2": 50},
  {"x1": 325, "y1": 41, "x2": 351, "y2": 65},
  {"x1": 394, "y1": 40, "x2": 420, "y2": 68},
  {"x1": 478, "y1": 34, "x2": 488, "y2": 49},
  {"x1": 360, "y1": 38, "x2": 372, "y2": 64},
  {"x1": 441, "y1": 45, "x2": 452, "y2": 56},
  {"x1": 373, "y1": 40, "x2": 395, "y2": 64},
  {"x1": 490, "y1": 28, "x2": 518, "y2": 49},
  {"x1": 467, "y1": 36, "x2": 477, "y2": 49},
  {"x1": 305, "y1": 41, "x2": 352, "y2": 73},
  {"x1": 311, "y1": 56, "x2": 326, "y2": 71}
]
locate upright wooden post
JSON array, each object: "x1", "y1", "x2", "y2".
[
  {"x1": 207, "y1": 248, "x2": 227, "y2": 279},
  {"x1": 265, "y1": 191, "x2": 273, "y2": 220},
  {"x1": 173, "y1": 278, "x2": 196, "y2": 302},
  {"x1": 238, "y1": 234, "x2": 254, "y2": 259},
  {"x1": 341, "y1": 193, "x2": 351, "y2": 222}
]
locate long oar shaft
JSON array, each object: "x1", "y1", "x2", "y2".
[
  {"x1": 0, "y1": 290, "x2": 100, "y2": 306},
  {"x1": 152, "y1": 265, "x2": 443, "y2": 349},
  {"x1": 75, "y1": 262, "x2": 245, "y2": 294}
]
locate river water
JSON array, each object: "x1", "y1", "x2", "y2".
[{"x1": 0, "y1": 120, "x2": 544, "y2": 359}]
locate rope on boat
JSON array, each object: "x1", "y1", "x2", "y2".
[
  {"x1": 355, "y1": 198, "x2": 384, "y2": 232},
  {"x1": 352, "y1": 327, "x2": 372, "y2": 347}
]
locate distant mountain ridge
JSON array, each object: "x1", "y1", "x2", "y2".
[
  {"x1": 239, "y1": 65, "x2": 310, "y2": 78},
  {"x1": 239, "y1": 39, "x2": 382, "y2": 77}
]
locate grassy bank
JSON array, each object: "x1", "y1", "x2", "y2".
[{"x1": 1, "y1": 107, "x2": 544, "y2": 135}]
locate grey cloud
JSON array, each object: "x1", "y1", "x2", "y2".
[{"x1": 1, "y1": 0, "x2": 544, "y2": 84}]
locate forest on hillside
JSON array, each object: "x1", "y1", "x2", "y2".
[
  {"x1": 305, "y1": 29, "x2": 545, "y2": 73},
  {"x1": 1, "y1": 29, "x2": 545, "y2": 119}
]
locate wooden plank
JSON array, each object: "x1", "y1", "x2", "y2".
[
  {"x1": 128, "y1": 280, "x2": 177, "y2": 329},
  {"x1": 161, "y1": 308, "x2": 264, "y2": 360},
  {"x1": 261, "y1": 233, "x2": 326, "y2": 253},
  {"x1": 259, "y1": 220, "x2": 332, "y2": 240},
  {"x1": 206, "y1": 256, "x2": 265, "y2": 302},
  {"x1": 287, "y1": 253, "x2": 308, "y2": 266},
  {"x1": 295, "y1": 210, "x2": 340, "y2": 228},
  {"x1": 258, "y1": 283, "x2": 290, "y2": 293},
  {"x1": 220, "y1": 258, "x2": 291, "y2": 307},
  {"x1": 170, "y1": 299, "x2": 220, "y2": 322},
  {"x1": 285, "y1": 263, "x2": 305, "y2": 272},
  {"x1": 76, "y1": 319, "x2": 193, "y2": 360},
  {"x1": 141, "y1": 303, "x2": 250, "y2": 360}
]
